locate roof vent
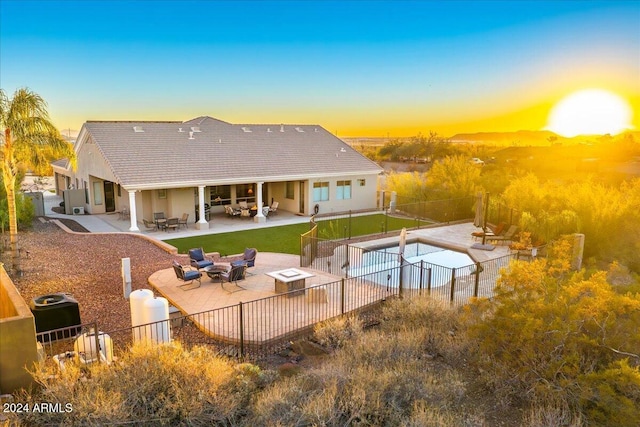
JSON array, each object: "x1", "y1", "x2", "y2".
[
  {"x1": 314, "y1": 128, "x2": 319, "y2": 132},
  {"x1": 280, "y1": 124, "x2": 284, "y2": 132},
  {"x1": 241, "y1": 127, "x2": 252, "y2": 133},
  {"x1": 189, "y1": 131, "x2": 195, "y2": 140},
  {"x1": 190, "y1": 126, "x2": 201, "y2": 133},
  {"x1": 295, "y1": 127, "x2": 304, "y2": 133},
  {"x1": 133, "y1": 126, "x2": 144, "y2": 133},
  {"x1": 267, "y1": 128, "x2": 272, "y2": 132},
  {"x1": 340, "y1": 147, "x2": 347, "y2": 152},
  {"x1": 178, "y1": 127, "x2": 185, "y2": 133}
]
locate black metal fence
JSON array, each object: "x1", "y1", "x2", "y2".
[
  {"x1": 378, "y1": 192, "x2": 476, "y2": 224},
  {"x1": 37, "y1": 250, "x2": 515, "y2": 364},
  {"x1": 485, "y1": 197, "x2": 521, "y2": 229}
]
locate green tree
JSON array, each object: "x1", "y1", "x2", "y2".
[
  {"x1": 0, "y1": 88, "x2": 75, "y2": 275},
  {"x1": 426, "y1": 155, "x2": 483, "y2": 199}
]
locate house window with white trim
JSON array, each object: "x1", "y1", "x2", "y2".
[
  {"x1": 336, "y1": 180, "x2": 351, "y2": 200},
  {"x1": 313, "y1": 182, "x2": 329, "y2": 202}
]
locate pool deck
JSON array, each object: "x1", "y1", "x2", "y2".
[{"x1": 341, "y1": 222, "x2": 510, "y2": 263}]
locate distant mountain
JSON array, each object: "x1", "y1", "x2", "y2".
[
  {"x1": 449, "y1": 130, "x2": 563, "y2": 146},
  {"x1": 449, "y1": 130, "x2": 639, "y2": 146}
]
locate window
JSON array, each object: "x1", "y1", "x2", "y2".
[
  {"x1": 358, "y1": 178, "x2": 366, "y2": 186},
  {"x1": 210, "y1": 185, "x2": 231, "y2": 205},
  {"x1": 235, "y1": 184, "x2": 255, "y2": 204},
  {"x1": 93, "y1": 182, "x2": 103, "y2": 205},
  {"x1": 313, "y1": 182, "x2": 329, "y2": 202},
  {"x1": 157, "y1": 189, "x2": 167, "y2": 199},
  {"x1": 117, "y1": 184, "x2": 121, "y2": 197},
  {"x1": 337, "y1": 180, "x2": 351, "y2": 200},
  {"x1": 286, "y1": 181, "x2": 295, "y2": 199}
]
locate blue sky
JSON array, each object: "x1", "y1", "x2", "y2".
[{"x1": 1, "y1": 0, "x2": 638, "y2": 137}]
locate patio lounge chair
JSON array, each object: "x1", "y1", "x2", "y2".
[
  {"x1": 487, "y1": 225, "x2": 518, "y2": 245},
  {"x1": 165, "y1": 217, "x2": 179, "y2": 232},
  {"x1": 268, "y1": 201, "x2": 279, "y2": 215},
  {"x1": 154, "y1": 212, "x2": 167, "y2": 230},
  {"x1": 189, "y1": 247, "x2": 214, "y2": 270},
  {"x1": 172, "y1": 261, "x2": 202, "y2": 290},
  {"x1": 143, "y1": 219, "x2": 157, "y2": 231},
  {"x1": 225, "y1": 205, "x2": 241, "y2": 218},
  {"x1": 220, "y1": 263, "x2": 247, "y2": 292},
  {"x1": 242, "y1": 248, "x2": 257, "y2": 275},
  {"x1": 178, "y1": 213, "x2": 189, "y2": 229}
]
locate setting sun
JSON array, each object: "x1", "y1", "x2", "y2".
[{"x1": 546, "y1": 89, "x2": 633, "y2": 137}]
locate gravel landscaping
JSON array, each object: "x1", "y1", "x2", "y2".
[{"x1": 2, "y1": 219, "x2": 233, "y2": 333}]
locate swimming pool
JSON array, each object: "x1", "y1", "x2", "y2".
[{"x1": 348, "y1": 241, "x2": 475, "y2": 289}]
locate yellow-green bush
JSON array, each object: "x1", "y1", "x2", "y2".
[
  {"x1": 579, "y1": 359, "x2": 640, "y2": 427},
  {"x1": 464, "y1": 239, "x2": 640, "y2": 419}
]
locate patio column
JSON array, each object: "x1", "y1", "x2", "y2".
[
  {"x1": 254, "y1": 181, "x2": 266, "y2": 223},
  {"x1": 128, "y1": 190, "x2": 139, "y2": 231},
  {"x1": 196, "y1": 185, "x2": 209, "y2": 230}
]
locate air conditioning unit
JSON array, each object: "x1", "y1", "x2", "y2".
[{"x1": 72, "y1": 207, "x2": 85, "y2": 215}]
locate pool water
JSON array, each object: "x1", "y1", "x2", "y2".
[
  {"x1": 350, "y1": 242, "x2": 475, "y2": 289},
  {"x1": 367, "y1": 242, "x2": 474, "y2": 269}
]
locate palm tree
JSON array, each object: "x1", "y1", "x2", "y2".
[{"x1": 1, "y1": 88, "x2": 76, "y2": 275}]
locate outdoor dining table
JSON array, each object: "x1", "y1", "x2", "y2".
[{"x1": 155, "y1": 218, "x2": 167, "y2": 230}]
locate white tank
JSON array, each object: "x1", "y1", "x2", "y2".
[
  {"x1": 74, "y1": 329, "x2": 114, "y2": 364},
  {"x1": 143, "y1": 297, "x2": 170, "y2": 344},
  {"x1": 129, "y1": 289, "x2": 153, "y2": 343}
]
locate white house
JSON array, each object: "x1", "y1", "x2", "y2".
[{"x1": 52, "y1": 116, "x2": 383, "y2": 231}]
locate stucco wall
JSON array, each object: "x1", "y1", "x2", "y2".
[
  {"x1": 308, "y1": 173, "x2": 379, "y2": 215},
  {"x1": 168, "y1": 188, "x2": 195, "y2": 222},
  {"x1": 0, "y1": 265, "x2": 39, "y2": 394}
]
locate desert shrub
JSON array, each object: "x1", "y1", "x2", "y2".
[
  {"x1": 15, "y1": 342, "x2": 268, "y2": 426},
  {"x1": 313, "y1": 314, "x2": 362, "y2": 350},
  {"x1": 464, "y1": 239, "x2": 640, "y2": 420},
  {"x1": 251, "y1": 313, "x2": 466, "y2": 426},
  {"x1": 521, "y1": 396, "x2": 584, "y2": 427},
  {"x1": 578, "y1": 359, "x2": 640, "y2": 427},
  {"x1": 401, "y1": 402, "x2": 484, "y2": 427},
  {"x1": 381, "y1": 295, "x2": 467, "y2": 362}
]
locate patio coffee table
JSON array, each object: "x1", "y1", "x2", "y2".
[
  {"x1": 266, "y1": 268, "x2": 315, "y2": 297},
  {"x1": 204, "y1": 265, "x2": 228, "y2": 282}
]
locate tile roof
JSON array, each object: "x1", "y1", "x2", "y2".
[{"x1": 82, "y1": 116, "x2": 383, "y2": 188}]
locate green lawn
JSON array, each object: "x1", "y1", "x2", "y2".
[{"x1": 165, "y1": 213, "x2": 432, "y2": 255}]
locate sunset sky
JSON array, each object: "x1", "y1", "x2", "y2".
[{"x1": 1, "y1": 0, "x2": 638, "y2": 137}]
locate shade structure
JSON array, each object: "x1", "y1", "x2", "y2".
[{"x1": 474, "y1": 192, "x2": 484, "y2": 228}]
